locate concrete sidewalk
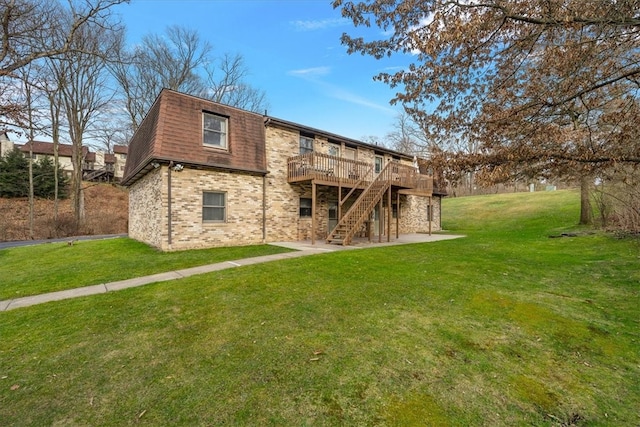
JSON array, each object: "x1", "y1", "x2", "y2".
[{"x1": 0, "y1": 233, "x2": 464, "y2": 311}]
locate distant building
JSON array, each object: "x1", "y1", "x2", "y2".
[
  {"x1": 0, "y1": 132, "x2": 12, "y2": 157},
  {"x1": 0, "y1": 134, "x2": 128, "y2": 182}
]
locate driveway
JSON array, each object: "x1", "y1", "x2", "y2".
[{"x1": 0, "y1": 234, "x2": 127, "y2": 250}]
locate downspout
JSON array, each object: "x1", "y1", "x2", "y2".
[
  {"x1": 262, "y1": 175, "x2": 266, "y2": 243},
  {"x1": 311, "y1": 181, "x2": 316, "y2": 245},
  {"x1": 167, "y1": 161, "x2": 173, "y2": 247},
  {"x1": 396, "y1": 191, "x2": 400, "y2": 239},
  {"x1": 428, "y1": 196, "x2": 432, "y2": 236}
]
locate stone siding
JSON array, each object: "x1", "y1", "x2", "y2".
[
  {"x1": 399, "y1": 194, "x2": 442, "y2": 233},
  {"x1": 128, "y1": 167, "x2": 164, "y2": 248},
  {"x1": 167, "y1": 168, "x2": 265, "y2": 251},
  {"x1": 263, "y1": 126, "x2": 305, "y2": 242}
]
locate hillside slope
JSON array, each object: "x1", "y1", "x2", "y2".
[{"x1": 0, "y1": 184, "x2": 128, "y2": 241}]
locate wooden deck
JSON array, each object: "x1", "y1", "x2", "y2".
[{"x1": 287, "y1": 153, "x2": 433, "y2": 195}]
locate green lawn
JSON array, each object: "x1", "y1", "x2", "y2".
[
  {"x1": 1, "y1": 190, "x2": 638, "y2": 426},
  {"x1": 0, "y1": 240, "x2": 293, "y2": 300}
]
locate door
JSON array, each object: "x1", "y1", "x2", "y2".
[
  {"x1": 372, "y1": 205, "x2": 381, "y2": 237},
  {"x1": 328, "y1": 201, "x2": 338, "y2": 236}
]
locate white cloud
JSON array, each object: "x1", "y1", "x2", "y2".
[
  {"x1": 287, "y1": 66, "x2": 332, "y2": 77},
  {"x1": 290, "y1": 18, "x2": 349, "y2": 31},
  {"x1": 287, "y1": 64, "x2": 396, "y2": 115},
  {"x1": 326, "y1": 85, "x2": 397, "y2": 115}
]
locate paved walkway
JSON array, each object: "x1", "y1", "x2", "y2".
[{"x1": 0, "y1": 233, "x2": 464, "y2": 311}]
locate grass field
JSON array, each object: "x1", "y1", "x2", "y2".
[
  {"x1": 0, "y1": 240, "x2": 293, "y2": 300},
  {"x1": 1, "y1": 190, "x2": 638, "y2": 426}
]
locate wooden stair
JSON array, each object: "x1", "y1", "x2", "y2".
[
  {"x1": 326, "y1": 162, "x2": 394, "y2": 245},
  {"x1": 84, "y1": 168, "x2": 109, "y2": 181}
]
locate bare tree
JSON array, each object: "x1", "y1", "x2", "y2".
[
  {"x1": 111, "y1": 26, "x2": 269, "y2": 133},
  {"x1": 110, "y1": 25, "x2": 212, "y2": 131},
  {"x1": 385, "y1": 112, "x2": 428, "y2": 156},
  {"x1": 1, "y1": 0, "x2": 128, "y2": 129},
  {"x1": 50, "y1": 14, "x2": 121, "y2": 226},
  {"x1": 360, "y1": 135, "x2": 385, "y2": 147},
  {"x1": 203, "y1": 53, "x2": 269, "y2": 113}
]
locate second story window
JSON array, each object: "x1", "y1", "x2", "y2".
[
  {"x1": 203, "y1": 112, "x2": 228, "y2": 149},
  {"x1": 300, "y1": 135, "x2": 314, "y2": 155}
]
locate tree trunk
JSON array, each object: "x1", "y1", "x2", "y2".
[
  {"x1": 71, "y1": 140, "x2": 84, "y2": 228},
  {"x1": 28, "y1": 143, "x2": 34, "y2": 239},
  {"x1": 579, "y1": 175, "x2": 593, "y2": 225}
]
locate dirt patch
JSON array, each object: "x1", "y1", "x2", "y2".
[{"x1": 0, "y1": 183, "x2": 128, "y2": 242}]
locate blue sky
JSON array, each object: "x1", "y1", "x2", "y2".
[{"x1": 114, "y1": 0, "x2": 410, "y2": 141}]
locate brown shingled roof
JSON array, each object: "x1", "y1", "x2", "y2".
[
  {"x1": 19, "y1": 141, "x2": 73, "y2": 157},
  {"x1": 19, "y1": 141, "x2": 91, "y2": 158},
  {"x1": 113, "y1": 145, "x2": 128, "y2": 154},
  {"x1": 122, "y1": 89, "x2": 268, "y2": 186}
]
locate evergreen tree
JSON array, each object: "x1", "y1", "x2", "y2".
[
  {"x1": 0, "y1": 150, "x2": 68, "y2": 198},
  {"x1": 0, "y1": 148, "x2": 29, "y2": 197},
  {"x1": 33, "y1": 156, "x2": 68, "y2": 199}
]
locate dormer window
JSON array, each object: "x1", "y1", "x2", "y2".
[{"x1": 203, "y1": 112, "x2": 228, "y2": 149}]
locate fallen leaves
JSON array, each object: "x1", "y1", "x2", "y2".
[{"x1": 310, "y1": 349, "x2": 324, "y2": 362}]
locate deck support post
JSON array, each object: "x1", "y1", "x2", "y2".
[
  {"x1": 312, "y1": 181, "x2": 316, "y2": 245},
  {"x1": 338, "y1": 185, "x2": 342, "y2": 220},
  {"x1": 387, "y1": 186, "x2": 391, "y2": 242},
  {"x1": 396, "y1": 191, "x2": 400, "y2": 238},
  {"x1": 429, "y1": 196, "x2": 432, "y2": 236},
  {"x1": 378, "y1": 197, "x2": 383, "y2": 243}
]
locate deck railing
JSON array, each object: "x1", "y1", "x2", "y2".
[
  {"x1": 288, "y1": 152, "x2": 373, "y2": 185},
  {"x1": 288, "y1": 153, "x2": 433, "y2": 193}
]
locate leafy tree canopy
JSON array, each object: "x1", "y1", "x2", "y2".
[{"x1": 334, "y1": 1, "x2": 640, "y2": 184}]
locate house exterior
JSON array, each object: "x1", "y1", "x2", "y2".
[
  {"x1": 7, "y1": 140, "x2": 128, "y2": 182},
  {"x1": 122, "y1": 89, "x2": 446, "y2": 251},
  {"x1": 0, "y1": 132, "x2": 12, "y2": 158}
]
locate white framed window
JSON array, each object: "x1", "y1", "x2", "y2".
[
  {"x1": 300, "y1": 197, "x2": 312, "y2": 217},
  {"x1": 203, "y1": 112, "x2": 228, "y2": 149},
  {"x1": 300, "y1": 135, "x2": 314, "y2": 155},
  {"x1": 203, "y1": 191, "x2": 226, "y2": 222}
]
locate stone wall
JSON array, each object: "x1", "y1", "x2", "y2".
[
  {"x1": 128, "y1": 167, "x2": 164, "y2": 248},
  {"x1": 399, "y1": 194, "x2": 442, "y2": 234}
]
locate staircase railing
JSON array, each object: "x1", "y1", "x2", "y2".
[
  {"x1": 327, "y1": 162, "x2": 395, "y2": 245},
  {"x1": 84, "y1": 168, "x2": 109, "y2": 181}
]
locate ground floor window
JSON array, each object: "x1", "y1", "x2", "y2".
[
  {"x1": 300, "y1": 197, "x2": 312, "y2": 217},
  {"x1": 203, "y1": 191, "x2": 226, "y2": 222}
]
